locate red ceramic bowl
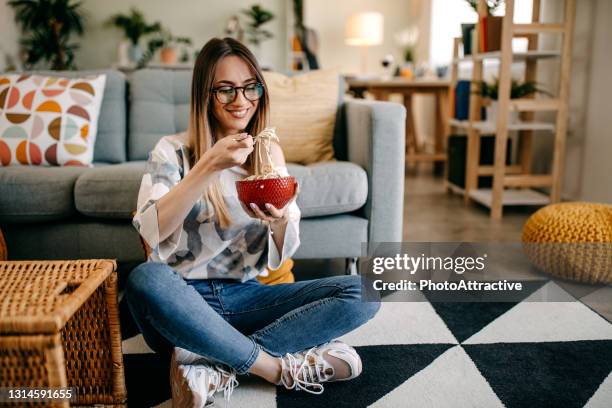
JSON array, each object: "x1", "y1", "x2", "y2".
[{"x1": 236, "y1": 176, "x2": 296, "y2": 210}]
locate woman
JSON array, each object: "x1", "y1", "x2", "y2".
[{"x1": 126, "y1": 37, "x2": 380, "y2": 407}]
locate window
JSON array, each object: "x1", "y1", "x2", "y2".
[{"x1": 429, "y1": 0, "x2": 534, "y2": 67}]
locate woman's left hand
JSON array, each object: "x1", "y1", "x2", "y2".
[{"x1": 240, "y1": 181, "x2": 299, "y2": 225}]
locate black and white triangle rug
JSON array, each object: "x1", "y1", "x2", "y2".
[{"x1": 119, "y1": 280, "x2": 612, "y2": 407}]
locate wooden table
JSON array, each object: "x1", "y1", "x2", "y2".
[
  {"x1": 0, "y1": 259, "x2": 126, "y2": 407},
  {"x1": 346, "y1": 78, "x2": 451, "y2": 166}
]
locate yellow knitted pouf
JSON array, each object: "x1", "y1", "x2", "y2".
[
  {"x1": 258, "y1": 258, "x2": 295, "y2": 285},
  {"x1": 522, "y1": 202, "x2": 612, "y2": 284}
]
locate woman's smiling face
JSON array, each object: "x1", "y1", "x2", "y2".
[{"x1": 211, "y1": 55, "x2": 259, "y2": 137}]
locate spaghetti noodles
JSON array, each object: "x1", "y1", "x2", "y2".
[{"x1": 245, "y1": 127, "x2": 282, "y2": 180}]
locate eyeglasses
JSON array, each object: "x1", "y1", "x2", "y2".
[{"x1": 211, "y1": 82, "x2": 264, "y2": 104}]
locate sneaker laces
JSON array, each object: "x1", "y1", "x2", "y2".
[
  {"x1": 188, "y1": 363, "x2": 238, "y2": 407},
  {"x1": 280, "y1": 347, "x2": 335, "y2": 395},
  {"x1": 214, "y1": 364, "x2": 239, "y2": 404}
]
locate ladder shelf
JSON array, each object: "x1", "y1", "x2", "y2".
[{"x1": 446, "y1": 0, "x2": 576, "y2": 219}]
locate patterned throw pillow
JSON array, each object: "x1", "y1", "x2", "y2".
[{"x1": 0, "y1": 73, "x2": 106, "y2": 166}]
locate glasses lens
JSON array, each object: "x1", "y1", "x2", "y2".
[
  {"x1": 244, "y1": 83, "x2": 263, "y2": 101},
  {"x1": 217, "y1": 87, "x2": 236, "y2": 104}
]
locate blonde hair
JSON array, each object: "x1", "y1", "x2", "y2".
[{"x1": 187, "y1": 37, "x2": 270, "y2": 228}]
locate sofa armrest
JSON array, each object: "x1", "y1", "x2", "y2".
[{"x1": 345, "y1": 98, "x2": 406, "y2": 244}]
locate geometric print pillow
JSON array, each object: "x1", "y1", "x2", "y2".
[{"x1": 0, "y1": 73, "x2": 106, "y2": 166}]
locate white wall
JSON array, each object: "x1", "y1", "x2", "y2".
[
  {"x1": 1, "y1": 0, "x2": 289, "y2": 72},
  {"x1": 0, "y1": 0, "x2": 20, "y2": 71},
  {"x1": 78, "y1": 0, "x2": 289, "y2": 70},
  {"x1": 580, "y1": 0, "x2": 612, "y2": 203},
  {"x1": 530, "y1": 0, "x2": 596, "y2": 201}
]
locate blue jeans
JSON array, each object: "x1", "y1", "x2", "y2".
[{"x1": 125, "y1": 262, "x2": 380, "y2": 374}]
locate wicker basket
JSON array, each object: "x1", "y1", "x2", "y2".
[
  {"x1": 0, "y1": 228, "x2": 6, "y2": 261},
  {"x1": 522, "y1": 202, "x2": 612, "y2": 284},
  {"x1": 0, "y1": 260, "x2": 126, "y2": 407}
]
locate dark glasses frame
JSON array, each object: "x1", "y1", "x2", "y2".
[{"x1": 210, "y1": 82, "x2": 264, "y2": 104}]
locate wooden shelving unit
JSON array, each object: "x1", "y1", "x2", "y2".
[
  {"x1": 449, "y1": 118, "x2": 555, "y2": 133},
  {"x1": 452, "y1": 50, "x2": 560, "y2": 64},
  {"x1": 447, "y1": 0, "x2": 576, "y2": 219}
]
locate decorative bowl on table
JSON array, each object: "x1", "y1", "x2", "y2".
[{"x1": 236, "y1": 176, "x2": 296, "y2": 210}]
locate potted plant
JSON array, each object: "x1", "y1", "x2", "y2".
[
  {"x1": 394, "y1": 27, "x2": 419, "y2": 78},
  {"x1": 8, "y1": 0, "x2": 85, "y2": 70},
  {"x1": 477, "y1": 78, "x2": 549, "y2": 124},
  {"x1": 242, "y1": 4, "x2": 275, "y2": 61},
  {"x1": 138, "y1": 30, "x2": 192, "y2": 68},
  {"x1": 463, "y1": 0, "x2": 504, "y2": 53},
  {"x1": 465, "y1": 0, "x2": 504, "y2": 14},
  {"x1": 105, "y1": 8, "x2": 161, "y2": 64}
]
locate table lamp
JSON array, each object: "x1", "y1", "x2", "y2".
[{"x1": 345, "y1": 12, "x2": 384, "y2": 75}]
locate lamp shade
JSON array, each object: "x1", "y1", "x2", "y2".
[{"x1": 345, "y1": 12, "x2": 384, "y2": 46}]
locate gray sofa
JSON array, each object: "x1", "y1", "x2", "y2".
[{"x1": 0, "y1": 69, "x2": 405, "y2": 275}]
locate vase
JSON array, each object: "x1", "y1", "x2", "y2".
[
  {"x1": 461, "y1": 23, "x2": 475, "y2": 56},
  {"x1": 486, "y1": 101, "x2": 520, "y2": 124},
  {"x1": 399, "y1": 62, "x2": 415, "y2": 79},
  {"x1": 117, "y1": 40, "x2": 130, "y2": 67},
  {"x1": 160, "y1": 47, "x2": 177, "y2": 65},
  {"x1": 250, "y1": 43, "x2": 272, "y2": 70},
  {"x1": 128, "y1": 43, "x2": 143, "y2": 64}
]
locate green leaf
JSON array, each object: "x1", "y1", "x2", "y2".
[
  {"x1": 464, "y1": 0, "x2": 504, "y2": 15},
  {"x1": 105, "y1": 8, "x2": 161, "y2": 44},
  {"x1": 8, "y1": 0, "x2": 85, "y2": 70},
  {"x1": 474, "y1": 77, "x2": 550, "y2": 100},
  {"x1": 241, "y1": 3, "x2": 275, "y2": 45}
]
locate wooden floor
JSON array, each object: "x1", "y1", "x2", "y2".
[{"x1": 404, "y1": 165, "x2": 534, "y2": 242}]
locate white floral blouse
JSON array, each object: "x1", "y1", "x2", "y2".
[{"x1": 132, "y1": 132, "x2": 301, "y2": 282}]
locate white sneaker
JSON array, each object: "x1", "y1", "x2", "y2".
[
  {"x1": 315, "y1": 340, "x2": 362, "y2": 382},
  {"x1": 175, "y1": 346, "x2": 213, "y2": 366},
  {"x1": 279, "y1": 340, "x2": 362, "y2": 394},
  {"x1": 170, "y1": 348, "x2": 238, "y2": 408}
]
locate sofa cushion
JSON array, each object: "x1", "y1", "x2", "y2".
[
  {"x1": 0, "y1": 165, "x2": 89, "y2": 222},
  {"x1": 129, "y1": 69, "x2": 191, "y2": 161},
  {"x1": 75, "y1": 161, "x2": 146, "y2": 219},
  {"x1": 18, "y1": 70, "x2": 127, "y2": 163},
  {"x1": 90, "y1": 70, "x2": 127, "y2": 163},
  {"x1": 73, "y1": 160, "x2": 366, "y2": 221},
  {"x1": 128, "y1": 69, "x2": 346, "y2": 164},
  {"x1": 288, "y1": 161, "x2": 368, "y2": 218},
  {"x1": 296, "y1": 215, "x2": 368, "y2": 258},
  {"x1": 264, "y1": 70, "x2": 340, "y2": 164}
]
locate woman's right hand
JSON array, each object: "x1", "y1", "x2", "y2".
[{"x1": 201, "y1": 133, "x2": 254, "y2": 171}]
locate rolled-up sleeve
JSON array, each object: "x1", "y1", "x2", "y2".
[
  {"x1": 132, "y1": 140, "x2": 183, "y2": 261},
  {"x1": 267, "y1": 166, "x2": 301, "y2": 270}
]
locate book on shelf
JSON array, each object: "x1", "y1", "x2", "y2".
[
  {"x1": 479, "y1": 16, "x2": 503, "y2": 53},
  {"x1": 480, "y1": 16, "x2": 487, "y2": 53}
]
